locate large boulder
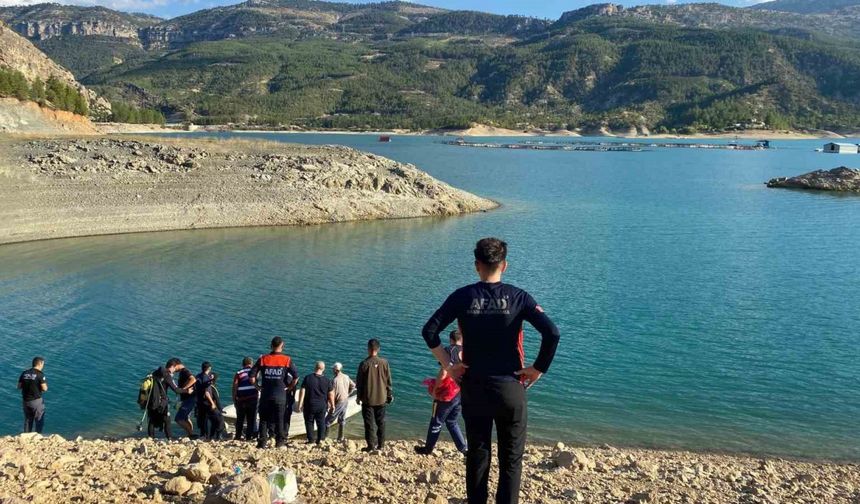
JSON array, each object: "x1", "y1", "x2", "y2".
[
  {"x1": 183, "y1": 461, "x2": 211, "y2": 483},
  {"x1": 190, "y1": 445, "x2": 215, "y2": 464},
  {"x1": 203, "y1": 474, "x2": 269, "y2": 504},
  {"x1": 164, "y1": 475, "x2": 192, "y2": 496}
]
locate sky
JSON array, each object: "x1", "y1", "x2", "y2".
[{"x1": 0, "y1": 0, "x2": 769, "y2": 19}]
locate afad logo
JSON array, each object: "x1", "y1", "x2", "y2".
[{"x1": 468, "y1": 296, "x2": 511, "y2": 314}]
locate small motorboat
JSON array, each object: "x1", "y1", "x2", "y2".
[
  {"x1": 378, "y1": 135, "x2": 392, "y2": 143},
  {"x1": 222, "y1": 391, "x2": 362, "y2": 438}
]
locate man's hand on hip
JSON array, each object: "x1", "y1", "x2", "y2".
[{"x1": 514, "y1": 366, "x2": 543, "y2": 389}]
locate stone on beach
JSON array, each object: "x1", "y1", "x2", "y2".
[
  {"x1": 163, "y1": 475, "x2": 192, "y2": 496},
  {"x1": 203, "y1": 474, "x2": 269, "y2": 504},
  {"x1": 183, "y1": 461, "x2": 211, "y2": 483}
]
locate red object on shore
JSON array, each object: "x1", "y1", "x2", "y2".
[{"x1": 422, "y1": 376, "x2": 460, "y2": 402}]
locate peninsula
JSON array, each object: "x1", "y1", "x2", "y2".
[{"x1": 0, "y1": 136, "x2": 497, "y2": 245}]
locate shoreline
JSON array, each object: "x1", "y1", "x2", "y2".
[
  {"x1": 0, "y1": 136, "x2": 497, "y2": 246},
  {"x1": 151, "y1": 125, "x2": 857, "y2": 140},
  {"x1": 99, "y1": 121, "x2": 859, "y2": 140},
  {"x1": 1, "y1": 434, "x2": 857, "y2": 503}
]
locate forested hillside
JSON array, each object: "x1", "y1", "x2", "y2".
[
  {"x1": 750, "y1": 0, "x2": 860, "y2": 14},
  {"x1": 4, "y1": 1, "x2": 860, "y2": 132}
]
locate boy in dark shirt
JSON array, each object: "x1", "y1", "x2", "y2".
[
  {"x1": 175, "y1": 364, "x2": 198, "y2": 438},
  {"x1": 18, "y1": 357, "x2": 47, "y2": 433},
  {"x1": 422, "y1": 238, "x2": 560, "y2": 504},
  {"x1": 298, "y1": 361, "x2": 334, "y2": 444},
  {"x1": 201, "y1": 373, "x2": 226, "y2": 440}
]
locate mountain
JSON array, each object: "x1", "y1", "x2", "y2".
[
  {"x1": 3, "y1": 1, "x2": 860, "y2": 133},
  {"x1": 0, "y1": 19, "x2": 106, "y2": 132},
  {"x1": 556, "y1": 3, "x2": 860, "y2": 42},
  {"x1": 137, "y1": 0, "x2": 447, "y2": 49},
  {"x1": 1, "y1": 19, "x2": 88, "y2": 98},
  {"x1": 0, "y1": 3, "x2": 159, "y2": 42},
  {"x1": 750, "y1": 0, "x2": 860, "y2": 14}
]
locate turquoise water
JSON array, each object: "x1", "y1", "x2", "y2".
[{"x1": 1, "y1": 133, "x2": 858, "y2": 461}]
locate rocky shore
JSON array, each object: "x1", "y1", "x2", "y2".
[
  {"x1": 0, "y1": 136, "x2": 497, "y2": 245},
  {"x1": 0, "y1": 434, "x2": 857, "y2": 504},
  {"x1": 766, "y1": 167, "x2": 860, "y2": 192}
]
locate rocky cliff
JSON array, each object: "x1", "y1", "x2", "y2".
[
  {"x1": 0, "y1": 20, "x2": 78, "y2": 88},
  {"x1": 0, "y1": 19, "x2": 108, "y2": 125},
  {"x1": 0, "y1": 4, "x2": 158, "y2": 44}
]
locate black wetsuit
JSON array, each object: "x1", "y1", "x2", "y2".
[
  {"x1": 422, "y1": 281, "x2": 560, "y2": 504},
  {"x1": 148, "y1": 367, "x2": 181, "y2": 439}
]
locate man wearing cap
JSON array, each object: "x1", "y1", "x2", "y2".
[{"x1": 326, "y1": 362, "x2": 356, "y2": 442}]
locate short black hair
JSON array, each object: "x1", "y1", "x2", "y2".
[
  {"x1": 201, "y1": 361, "x2": 212, "y2": 372},
  {"x1": 166, "y1": 357, "x2": 182, "y2": 368},
  {"x1": 367, "y1": 338, "x2": 380, "y2": 351},
  {"x1": 32, "y1": 357, "x2": 44, "y2": 368},
  {"x1": 449, "y1": 329, "x2": 463, "y2": 343},
  {"x1": 271, "y1": 336, "x2": 283, "y2": 349},
  {"x1": 242, "y1": 356, "x2": 253, "y2": 367},
  {"x1": 210, "y1": 372, "x2": 219, "y2": 383},
  {"x1": 474, "y1": 237, "x2": 507, "y2": 267}
]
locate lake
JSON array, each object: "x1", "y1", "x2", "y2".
[{"x1": 0, "y1": 133, "x2": 858, "y2": 461}]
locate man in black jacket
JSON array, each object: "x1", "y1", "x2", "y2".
[
  {"x1": 356, "y1": 339, "x2": 393, "y2": 452},
  {"x1": 422, "y1": 238, "x2": 560, "y2": 504},
  {"x1": 147, "y1": 358, "x2": 189, "y2": 440}
]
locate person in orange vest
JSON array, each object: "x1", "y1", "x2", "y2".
[{"x1": 250, "y1": 336, "x2": 298, "y2": 449}]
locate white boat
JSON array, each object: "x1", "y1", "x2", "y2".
[{"x1": 222, "y1": 391, "x2": 362, "y2": 438}]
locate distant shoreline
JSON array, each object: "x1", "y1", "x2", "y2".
[{"x1": 119, "y1": 123, "x2": 856, "y2": 141}]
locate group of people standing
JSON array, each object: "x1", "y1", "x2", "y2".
[
  {"x1": 143, "y1": 358, "x2": 227, "y2": 441},
  {"x1": 142, "y1": 336, "x2": 393, "y2": 451},
  {"x1": 17, "y1": 237, "x2": 560, "y2": 504}
]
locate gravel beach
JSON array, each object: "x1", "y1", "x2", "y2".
[{"x1": 0, "y1": 434, "x2": 857, "y2": 504}]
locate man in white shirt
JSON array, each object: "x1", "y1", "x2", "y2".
[{"x1": 326, "y1": 362, "x2": 356, "y2": 441}]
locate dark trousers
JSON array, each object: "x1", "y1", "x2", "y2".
[
  {"x1": 23, "y1": 399, "x2": 45, "y2": 434},
  {"x1": 284, "y1": 393, "x2": 295, "y2": 434},
  {"x1": 196, "y1": 406, "x2": 221, "y2": 439},
  {"x1": 303, "y1": 408, "x2": 327, "y2": 444},
  {"x1": 361, "y1": 404, "x2": 386, "y2": 449},
  {"x1": 147, "y1": 409, "x2": 172, "y2": 439},
  {"x1": 235, "y1": 398, "x2": 258, "y2": 440},
  {"x1": 424, "y1": 395, "x2": 467, "y2": 453},
  {"x1": 461, "y1": 376, "x2": 528, "y2": 504},
  {"x1": 258, "y1": 399, "x2": 286, "y2": 445}
]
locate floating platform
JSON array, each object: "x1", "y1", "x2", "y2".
[
  {"x1": 442, "y1": 138, "x2": 770, "y2": 152},
  {"x1": 442, "y1": 139, "x2": 646, "y2": 152},
  {"x1": 525, "y1": 139, "x2": 771, "y2": 151}
]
